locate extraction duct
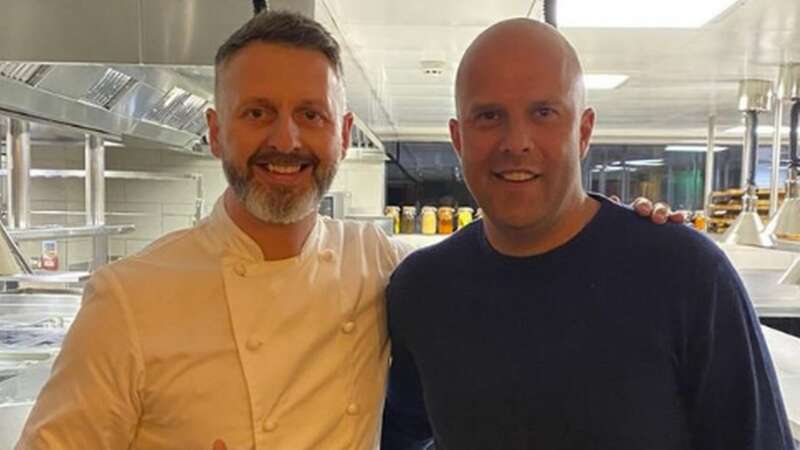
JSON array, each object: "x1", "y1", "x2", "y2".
[
  {"x1": 253, "y1": 0, "x2": 270, "y2": 14},
  {"x1": 721, "y1": 79, "x2": 774, "y2": 247},
  {"x1": 544, "y1": 0, "x2": 558, "y2": 27},
  {"x1": 765, "y1": 64, "x2": 800, "y2": 241},
  {"x1": 0, "y1": 65, "x2": 212, "y2": 154}
]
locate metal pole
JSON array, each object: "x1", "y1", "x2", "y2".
[
  {"x1": 667, "y1": 165, "x2": 674, "y2": 205},
  {"x1": 586, "y1": 157, "x2": 594, "y2": 190},
  {"x1": 704, "y1": 115, "x2": 716, "y2": 213},
  {"x1": 194, "y1": 175, "x2": 205, "y2": 226},
  {"x1": 85, "y1": 135, "x2": 105, "y2": 226},
  {"x1": 741, "y1": 113, "x2": 752, "y2": 188},
  {"x1": 599, "y1": 150, "x2": 607, "y2": 194},
  {"x1": 621, "y1": 160, "x2": 629, "y2": 202},
  {"x1": 5, "y1": 118, "x2": 31, "y2": 229},
  {"x1": 747, "y1": 111, "x2": 759, "y2": 188},
  {"x1": 769, "y1": 101, "x2": 784, "y2": 217},
  {"x1": 85, "y1": 134, "x2": 107, "y2": 268}
]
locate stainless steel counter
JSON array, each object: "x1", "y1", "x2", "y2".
[
  {"x1": 762, "y1": 326, "x2": 800, "y2": 439},
  {"x1": 740, "y1": 269, "x2": 800, "y2": 317},
  {"x1": 0, "y1": 293, "x2": 78, "y2": 448},
  {"x1": 0, "y1": 359, "x2": 52, "y2": 449}
]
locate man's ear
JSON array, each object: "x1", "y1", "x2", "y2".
[
  {"x1": 206, "y1": 107, "x2": 223, "y2": 159},
  {"x1": 578, "y1": 107, "x2": 596, "y2": 160},
  {"x1": 449, "y1": 118, "x2": 463, "y2": 160},
  {"x1": 340, "y1": 112, "x2": 354, "y2": 160}
]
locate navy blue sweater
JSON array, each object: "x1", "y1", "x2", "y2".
[{"x1": 381, "y1": 196, "x2": 794, "y2": 450}]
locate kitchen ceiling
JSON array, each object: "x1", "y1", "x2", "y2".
[
  {"x1": 321, "y1": 0, "x2": 800, "y2": 143},
  {"x1": 1, "y1": 0, "x2": 798, "y2": 148}
]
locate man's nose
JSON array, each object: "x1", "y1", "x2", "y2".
[
  {"x1": 265, "y1": 114, "x2": 301, "y2": 152},
  {"x1": 501, "y1": 117, "x2": 532, "y2": 155}
]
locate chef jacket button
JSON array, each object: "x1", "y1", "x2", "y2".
[
  {"x1": 346, "y1": 403, "x2": 360, "y2": 415},
  {"x1": 319, "y1": 249, "x2": 335, "y2": 262},
  {"x1": 263, "y1": 419, "x2": 277, "y2": 432},
  {"x1": 341, "y1": 321, "x2": 356, "y2": 334},
  {"x1": 246, "y1": 337, "x2": 263, "y2": 351},
  {"x1": 233, "y1": 263, "x2": 247, "y2": 276}
]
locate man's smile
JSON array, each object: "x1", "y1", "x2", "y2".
[{"x1": 492, "y1": 170, "x2": 541, "y2": 183}]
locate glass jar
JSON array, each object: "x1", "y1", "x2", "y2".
[
  {"x1": 437, "y1": 207, "x2": 455, "y2": 235},
  {"x1": 692, "y1": 211, "x2": 706, "y2": 231},
  {"x1": 421, "y1": 206, "x2": 438, "y2": 235},
  {"x1": 456, "y1": 207, "x2": 474, "y2": 230},
  {"x1": 401, "y1": 206, "x2": 417, "y2": 234},
  {"x1": 384, "y1": 206, "x2": 401, "y2": 235}
]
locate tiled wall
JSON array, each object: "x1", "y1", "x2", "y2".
[{"x1": 15, "y1": 144, "x2": 384, "y2": 270}]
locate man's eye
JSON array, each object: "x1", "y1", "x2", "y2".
[
  {"x1": 477, "y1": 111, "x2": 500, "y2": 121},
  {"x1": 304, "y1": 110, "x2": 321, "y2": 121},
  {"x1": 245, "y1": 109, "x2": 265, "y2": 120},
  {"x1": 535, "y1": 108, "x2": 556, "y2": 118}
]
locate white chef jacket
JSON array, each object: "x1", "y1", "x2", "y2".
[{"x1": 16, "y1": 198, "x2": 411, "y2": 450}]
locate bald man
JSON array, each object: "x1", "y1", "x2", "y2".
[{"x1": 380, "y1": 18, "x2": 794, "y2": 450}]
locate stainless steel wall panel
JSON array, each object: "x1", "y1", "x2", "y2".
[
  {"x1": 139, "y1": 0, "x2": 253, "y2": 65},
  {"x1": 0, "y1": 0, "x2": 141, "y2": 63}
]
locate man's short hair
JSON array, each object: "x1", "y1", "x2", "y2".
[{"x1": 215, "y1": 10, "x2": 343, "y2": 78}]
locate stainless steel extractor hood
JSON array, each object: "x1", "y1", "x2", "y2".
[
  {"x1": 0, "y1": 0, "x2": 260, "y2": 153},
  {"x1": 0, "y1": 0, "x2": 371, "y2": 154},
  {"x1": 0, "y1": 63, "x2": 216, "y2": 153}
]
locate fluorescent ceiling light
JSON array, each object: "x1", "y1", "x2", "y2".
[
  {"x1": 723, "y1": 126, "x2": 796, "y2": 135},
  {"x1": 592, "y1": 165, "x2": 627, "y2": 173},
  {"x1": 609, "y1": 158, "x2": 664, "y2": 167},
  {"x1": 583, "y1": 74, "x2": 628, "y2": 90},
  {"x1": 626, "y1": 158, "x2": 664, "y2": 167},
  {"x1": 665, "y1": 145, "x2": 728, "y2": 153},
  {"x1": 559, "y1": 0, "x2": 739, "y2": 28}
]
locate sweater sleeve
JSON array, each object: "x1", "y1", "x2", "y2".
[
  {"x1": 15, "y1": 268, "x2": 145, "y2": 450},
  {"x1": 684, "y1": 259, "x2": 794, "y2": 450},
  {"x1": 380, "y1": 275, "x2": 434, "y2": 450}
]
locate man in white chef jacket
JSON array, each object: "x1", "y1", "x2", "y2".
[
  {"x1": 15, "y1": 10, "x2": 676, "y2": 450},
  {"x1": 15, "y1": 10, "x2": 407, "y2": 450}
]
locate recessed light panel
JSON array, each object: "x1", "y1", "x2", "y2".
[{"x1": 559, "y1": 0, "x2": 739, "y2": 28}]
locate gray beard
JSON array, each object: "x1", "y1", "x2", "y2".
[{"x1": 222, "y1": 156, "x2": 338, "y2": 225}]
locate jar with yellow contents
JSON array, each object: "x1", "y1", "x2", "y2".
[
  {"x1": 437, "y1": 207, "x2": 455, "y2": 234},
  {"x1": 420, "y1": 206, "x2": 438, "y2": 235},
  {"x1": 456, "y1": 207, "x2": 474, "y2": 230},
  {"x1": 384, "y1": 206, "x2": 401, "y2": 235}
]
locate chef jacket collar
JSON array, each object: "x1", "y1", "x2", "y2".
[{"x1": 207, "y1": 195, "x2": 322, "y2": 264}]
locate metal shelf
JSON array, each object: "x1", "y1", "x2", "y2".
[
  {"x1": 0, "y1": 168, "x2": 201, "y2": 182},
  {"x1": 8, "y1": 224, "x2": 134, "y2": 241},
  {"x1": 0, "y1": 169, "x2": 205, "y2": 224}
]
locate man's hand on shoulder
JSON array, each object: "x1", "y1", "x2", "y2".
[{"x1": 610, "y1": 195, "x2": 685, "y2": 225}]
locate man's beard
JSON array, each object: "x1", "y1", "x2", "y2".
[{"x1": 222, "y1": 148, "x2": 339, "y2": 224}]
